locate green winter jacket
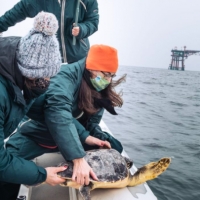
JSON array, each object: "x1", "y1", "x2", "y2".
[
  {"x1": 26, "y1": 57, "x2": 122, "y2": 162},
  {"x1": 0, "y1": 0, "x2": 99, "y2": 63},
  {"x1": 27, "y1": 58, "x2": 91, "y2": 161},
  {"x1": 0, "y1": 37, "x2": 46, "y2": 185}
]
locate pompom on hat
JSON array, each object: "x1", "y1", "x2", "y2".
[
  {"x1": 33, "y1": 11, "x2": 58, "y2": 36},
  {"x1": 86, "y1": 44, "x2": 118, "y2": 73},
  {"x1": 17, "y1": 11, "x2": 61, "y2": 78}
]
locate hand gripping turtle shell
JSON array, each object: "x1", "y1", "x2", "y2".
[{"x1": 57, "y1": 149, "x2": 171, "y2": 200}]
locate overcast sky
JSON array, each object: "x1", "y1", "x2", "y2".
[{"x1": 1, "y1": 0, "x2": 200, "y2": 71}]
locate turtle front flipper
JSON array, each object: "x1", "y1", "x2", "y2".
[
  {"x1": 79, "y1": 182, "x2": 93, "y2": 200},
  {"x1": 128, "y1": 157, "x2": 171, "y2": 187}
]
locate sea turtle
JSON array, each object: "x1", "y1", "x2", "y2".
[{"x1": 57, "y1": 149, "x2": 171, "y2": 200}]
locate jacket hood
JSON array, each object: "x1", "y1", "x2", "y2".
[{"x1": 0, "y1": 36, "x2": 24, "y2": 90}]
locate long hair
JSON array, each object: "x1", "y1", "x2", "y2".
[{"x1": 78, "y1": 73, "x2": 127, "y2": 115}]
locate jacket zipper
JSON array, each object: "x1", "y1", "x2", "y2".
[
  {"x1": 80, "y1": 0, "x2": 87, "y2": 11},
  {"x1": 61, "y1": 0, "x2": 67, "y2": 63},
  {"x1": 7, "y1": 118, "x2": 31, "y2": 140},
  {"x1": 80, "y1": 39, "x2": 87, "y2": 47},
  {"x1": 75, "y1": 111, "x2": 84, "y2": 119}
]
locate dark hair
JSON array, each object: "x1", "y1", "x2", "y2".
[
  {"x1": 78, "y1": 74, "x2": 127, "y2": 115},
  {"x1": 24, "y1": 78, "x2": 34, "y2": 89}
]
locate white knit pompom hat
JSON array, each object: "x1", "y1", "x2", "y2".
[{"x1": 17, "y1": 12, "x2": 61, "y2": 78}]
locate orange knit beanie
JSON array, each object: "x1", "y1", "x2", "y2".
[{"x1": 86, "y1": 44, "x2": 118, "y2": 73}]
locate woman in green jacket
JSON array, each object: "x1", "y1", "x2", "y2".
[
  {"x1": 0, "y1": 0, "x2": 99, "y2": 63},
  {"x1": 0, "y1": 12, "x2": 66, "y2": 200},
  {"x1": 6, "y1": 44, "x2": 126, "y2": 189}
]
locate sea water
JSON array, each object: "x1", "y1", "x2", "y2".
[{"x1": 103, "y1": 66, "x2": 200, "y2": 200}]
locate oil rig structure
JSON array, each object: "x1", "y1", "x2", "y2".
[{"x1": 169, "y1": 46, "x2": 200, "y2": 71}]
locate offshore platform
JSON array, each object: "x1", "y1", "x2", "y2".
[{"x1": 169, "y1": 46, "x2": 200, "y2": 70}]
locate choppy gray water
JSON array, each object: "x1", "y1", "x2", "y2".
[{"x1": 103, "y1": 66, "x2": 200, "y2": 200}]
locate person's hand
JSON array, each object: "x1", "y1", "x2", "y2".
[
  {"x1": 72, "y1": 158, "x2": 98, "y2": 185},
  {"x1": 85, "y1": 135, "x2": 111, "y2": 149},
  {"x1": 72, "y1": 23, "x2": 80, "y2": 36},
  {"x1": 45, "y1": 166, "x2": 67, "y2": 186},
  {"x1": 99, "y1": 140, "x2": 111, "y2": 149}
]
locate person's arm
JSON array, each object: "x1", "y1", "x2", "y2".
[
  {"x1": 0, "y1": 0, "x2": 42, "y2": 32},
  {"x1": 0, "y1": 107, "x2": 44, "y2": 184},
  {"x1": 72, "y1": 117, "x2": 111, "y2": 149},
  {"x1": 44, "y1": 59, "x2": 91, "y2": 161},
  {"x1": 64, "y1": 119, "x2": 110, "y2": 185},
  {"x1": 84, "y1": 108, "x2": 123, "y2": 153},
  {"x1": 73, "y1": 0, "x2": 99, "y2": 39},
  {"x1": 44, "y1": 78, "x2": 86, "y2": 161},
  {"x1": 0, "y1": 99, "x2": 66, "y2": 185},
  {"x1": 44, "y1": 60, "x2": 99, "y2": 185},
  {"x1": 45, "y1": 93, "x2": 99, "y2": 185}
]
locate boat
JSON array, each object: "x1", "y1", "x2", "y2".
[{"x1": 17, "y1": 121, "x2": 158, "y2": 200}]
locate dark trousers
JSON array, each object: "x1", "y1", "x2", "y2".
[{"x1": 0, "y1": 183, "x2": 20, "y2": 200}]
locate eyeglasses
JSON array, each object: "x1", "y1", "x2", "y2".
[{"x1": 101, "y1": 71, "x2": 116, "y2": 79}]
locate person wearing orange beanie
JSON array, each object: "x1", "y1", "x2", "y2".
[
  {"x1": 6, "y1": 44, "x2": 127, "y2": 191},
  {"x1": 85, "y1": 44, "x2": 120, "y2": 92}
]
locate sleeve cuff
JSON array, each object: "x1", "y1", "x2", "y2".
[{"x1": 79, "y1": 130, "x2": 90, "y2": 143}]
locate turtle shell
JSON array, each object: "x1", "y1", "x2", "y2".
[
  {"x1": 59, "y1": 149, "x2": 129, "y2": 182},
  {"x1": 86, "y1": 149, "x2": 128, "y2": 182}
]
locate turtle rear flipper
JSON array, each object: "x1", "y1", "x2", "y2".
[
  {"x1": 128, "y1": 157, "x2": 171, "y2": 187},
  {"x1": 79, "y1": 182, "x2": 94, "y2": 200}
]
